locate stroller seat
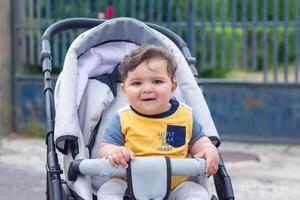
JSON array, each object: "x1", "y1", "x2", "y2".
[{"x1": 41, "y1": 17, "x2": 234, "y2": 200}]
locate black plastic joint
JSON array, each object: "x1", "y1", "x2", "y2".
[
  {"x1": 46, "y1": 127, "x2": 54, "y2": 144},
  {"x1": 48, "y1": 168, "x2": 63, "y2": 175},
  {"x1": 44, "y1": 77, "x2": 53, "y2": 94},
  {"x1": 41, "y1": 49, "x2": 52, "y2": 62},
  {"x1": 42, "y1": 58, "x2": 52, "y2": 74},
  {"x1": 68, "y1": 159, "x2": 83, "y2": 182},
  {"x1": 40, "y1": 39, "x2": 52, "y2": 63},
  {"x1": 47, "y1": 152, "x2": 63, "y2": 176},
  {"x1": 186, "y1": 57, "x2": 196, "y2": 65},
  {"x1": 44, "y1": 83, "x2": 53, "y2": 94}
]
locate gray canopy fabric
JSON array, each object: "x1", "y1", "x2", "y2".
[{"x1": 54, "y1": 18, "x2": 218, "y2": 199}]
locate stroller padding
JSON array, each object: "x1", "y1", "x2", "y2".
[
  {"x1": 69, "y1": 157, "x2": 205, "y2": 178},
  {"x1": 126, "y1": 157, "x2": 171, "y2": 200}
]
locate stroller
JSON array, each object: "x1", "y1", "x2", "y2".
[{"x1": 41, "y1": 18, "x2": 234, "y2": 200}]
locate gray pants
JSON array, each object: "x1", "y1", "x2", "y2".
[{"x1": 97, "y1": 178, "x2": 209, "y2": 200}]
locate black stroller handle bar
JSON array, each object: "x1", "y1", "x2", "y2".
[
  {"x1": 68, "y1": 157, "x2": 206, "y2": 182},
  {"x1": 42, "y1": 18, "x2": 105, "y2": 41}
]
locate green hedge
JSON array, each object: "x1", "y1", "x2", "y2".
[{"x1": 194, "y1": 26, "x2": 298, "y2": 77}]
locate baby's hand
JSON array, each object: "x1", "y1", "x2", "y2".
[
  {"x1": 107, "y1": 146, "x2": 135, "y2": 168},
  {"x1": 194, "y1": 146, "x2": 219, "y2": 176}
]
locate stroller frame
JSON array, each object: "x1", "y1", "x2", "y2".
[{"x1": 41, "y1": 18, "x2": 234, "y2": 200}]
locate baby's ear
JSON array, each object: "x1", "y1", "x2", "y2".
[{"x1": 171, "y1": 79, "x2": 177, "y2": 93}]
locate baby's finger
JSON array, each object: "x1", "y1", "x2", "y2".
[
  {"x1": 207, "y1": 157, "x2": 219, "y2": 176},
  {"x1": 205, "y1": 157, "x2": 214, "y2": 176},
  {"x1": 212, "y1": 164, "x2": 219, "y2": 175},
  {"x1": 121, "y1": 148, "x2": 130, "y2": 162},
  {"x1": 108, "y1": 154, "x2": 117, "y2": 167},
  {"x1": 128, "y1": 149, "x2": 135, "y2": 159},
  {"x1": 212, "y1": 159, "x2": 219, "y2": 174},
  {"x1": 111, "y1": 153, "x2": 121, "y2": 167},
  {"x1": 117, "y1": 151, "x2": 128, "y2": 168},
  {"x1": 194, "y1": 151, "x2": 205, "y2": 159}
]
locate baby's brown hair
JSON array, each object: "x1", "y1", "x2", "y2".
[{"x1": 119, "y1": 45, "x2": 177, "y2": 81}]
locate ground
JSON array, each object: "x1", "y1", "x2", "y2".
[{"x1": 0, "y1": 137, "x2": 299, "y2": 200}]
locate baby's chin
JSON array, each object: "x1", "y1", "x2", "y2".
[
  {"x1": 129, "y1": 100, "x2": 169, "y2": 114},
  {"x1": 131, "y1": 105, "x2": 159, "y2": 115},
  {"x1": 134, "y1": 105, "x2": 171, "y2": 115}
]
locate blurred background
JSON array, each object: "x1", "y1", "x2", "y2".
[
  {"x1": 1, "y1": 0, "x2": 300, "y2": 142},
  {"x1": 0, "y1": 0, "x2": 299, "y2": 199}
]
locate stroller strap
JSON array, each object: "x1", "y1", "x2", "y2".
[
  {"x1": 90, "y1": 65, "x2": 121, "y2": 98},
  {"x1": 86, "y1": 66, "x2": 121, "y2": 155},
  {"x1": 124, "y1": 157, "x2": 171, "y2": 200}
]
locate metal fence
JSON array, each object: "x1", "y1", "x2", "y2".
[{"x1": 15, "y1": 0, "x2": 300, "y2": 83}]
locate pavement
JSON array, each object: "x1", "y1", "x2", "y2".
[
  {"x1": 217, "y1": 141, "x2": 300, "y2": 200},
  {"x1": 0, "y1": 137, "x2": 299, "y2": 200}
]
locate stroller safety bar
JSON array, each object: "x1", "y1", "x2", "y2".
[{"x1": 68, "y1": 157, "x2": 206, "y2": 181}]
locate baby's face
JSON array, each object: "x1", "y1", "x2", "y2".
[{"x1": 121, "y1": 57, "x2": 177, "y2": 115}]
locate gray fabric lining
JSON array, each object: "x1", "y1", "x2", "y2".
[{"x1": 78, "y1": 80, "x2": 114, "y2": 146}]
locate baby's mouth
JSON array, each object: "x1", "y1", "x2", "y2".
[{"x1": 141, "y1": 98, "x2": 156, "y2": 101}]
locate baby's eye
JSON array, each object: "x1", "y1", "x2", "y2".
[
  {"x1": 131, "y1": 81, "x2": 141, "y2": 86},
  {"x1": 153, "y1": 80, "x2": 163, "y2": 84}
]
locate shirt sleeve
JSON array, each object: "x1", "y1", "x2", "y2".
[
  {"x1": 189, "y1": 114, "x2": 206, "y2": 145},
  {"x1": 102, "y1": 113, "x2": 125, "y2": 145}
]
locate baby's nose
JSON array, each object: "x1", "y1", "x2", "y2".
[{"x1": 142, "y1": 83, "x2": 153, "y2": 93}]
